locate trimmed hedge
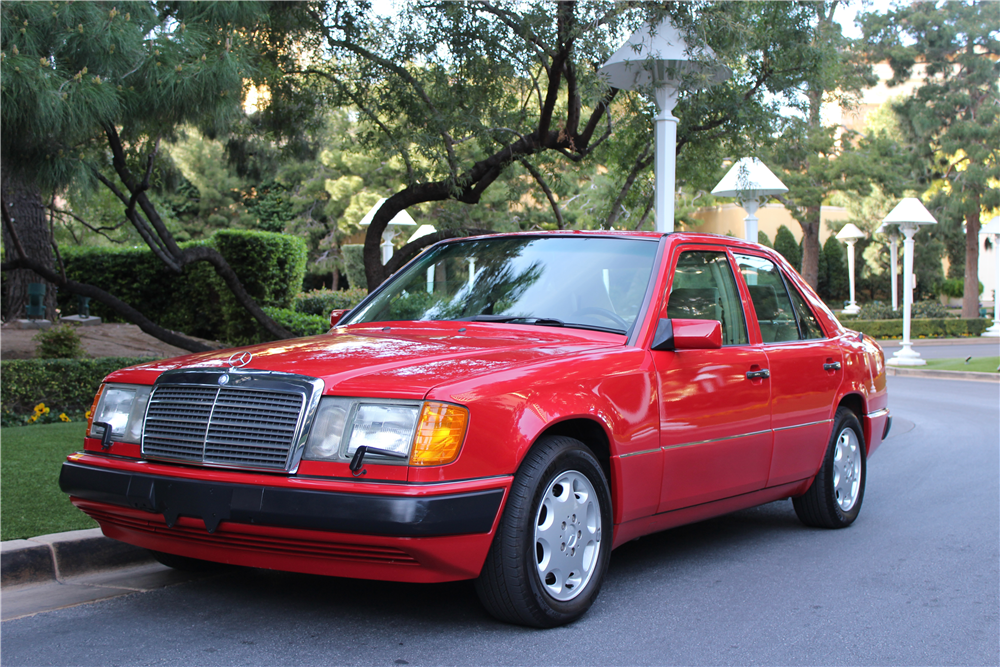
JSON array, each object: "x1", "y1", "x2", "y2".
[
  {"x1": 262, "y1": 306, "x2": 330, "y2": 338},
  {"x1": 1, "y1": 357, "x2": 158, "y2": 418},
  {"x1": 847, "y1": 318, "x2": 992, "y2": 339},
  {"x1": 293, "y1": 287, "x2": 368, "y2": 316},
  {"x1": 58, "y1": 230, "x2": 306, "y2": 345}
]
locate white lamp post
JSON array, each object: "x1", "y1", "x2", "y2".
[
  {"x1": 882, "y1": 198, "x2": 937, "y2": 366},
  {"x1": 980, "y1": 216, "x2": 1000, "y2": 337},
  {"x1": 877, "y1": 222, "x2": 901, "y2": 311},
  {"x1": 836, "y1": 223, "x2": 866, "y2": 315},
  {"x1": 711, "y1": 158, "x2": 788, "y2": 242},
  {"x1": 599, "y1": 19, "x2": 730, "y2": 233},
  {"x1": 359, "y1": 198, "x2": 417, "y2": 264}
]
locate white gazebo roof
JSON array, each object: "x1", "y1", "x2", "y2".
[
  {"x1": 599, "y1": 18, "x2": 730, "y2": 92},
  {"x1": 881, "y1": 197, "x2": 937, "y2": 226},
  {"x1": 711, "y1": 157, "x2": 788, "y2": 200},
  {"x1": 836, "y1": 223, "x2": 866, "y2": 241},
  {"x1": 358, "y1": 199, "x2": 416, "y2": 228},
  {"x1": 408, "y1": 224, "x2": 437, "y2": 243},
  {"x1": 980, "y1": 216, "x2": 1000, "y2": 236}
]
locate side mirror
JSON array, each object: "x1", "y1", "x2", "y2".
[
  {"x1": 329, "y1": 309, "x2": 349, "y2": 327},
  {"x1": 651, "y1": 318, "x2": 723, "y2": 351}
]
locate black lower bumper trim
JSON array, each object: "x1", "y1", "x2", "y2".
[
  {"x1": 59, "y1": 461, "x2": 504, "y2": 537},
  {"x1": 883, "y1": 414, "x2": 892, "y2": 440}
]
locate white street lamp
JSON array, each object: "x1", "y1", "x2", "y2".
[
  {"x1": 980, "y1": 216, "x2": 1000, "y2": 337},
  {"x1": 600, "y1": 19, "x2": 730, "y2": 233},
  {"x1": 882, "y1": 198, "x2": 937, "y2": 366},
  {"x1": 359, "y1": 198, "x2": 417, "y2": 264},
  {"x1": 876, "y1": 221, "x2": 900, "y2": 311},
  {"x1": 836, "y1": 223, "x2": 866, "y2": 315},
  {"x1": 711, "y1": 157, "x2": 788, "y2": 242}
]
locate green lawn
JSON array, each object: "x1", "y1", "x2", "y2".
[
  {"x1": 922, "y1": 357, "x2": 1000, "y2": 373},
  {"x1": 1, "y1": 422, "x2": 97, "y2": 541}
]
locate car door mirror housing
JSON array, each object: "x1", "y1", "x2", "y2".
[
  {"x1": 329, "y1": 309, "x2": 349, "y2": 327},
  {"x1": 651, "y1": 318, "x2": 723, "y2": 351}
]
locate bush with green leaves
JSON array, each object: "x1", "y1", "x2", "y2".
[
  {"x1": 261, "y1": 307, "x2": 330, "y2": 338},
  {"x1": 857, "y1": 301, "x2": 897, "y2": 321},
  {"x1": 342, "y1": 244, "x2": 367, "y2": 289},
  {"x1": 32, "y1": 324, "x2": 86, "y2": 359},
  {"x1": 293, "y1": 288, "x2": 369, "y2": 316},
  {"x1": 773, "y1": 225, "x2": 802, "y2": 271},
  {"x1": 911, "y1": 300, "x2": 952, "y2": 319},
  {"x1": 846, "y1": 318, "x2": 990, "y2": 339},
  {"x1": 58, "y1": 230, "x2": 306, "y2": 345},
  {"x1": 938, "y1": 278, "x2": 983, "y2": 299},
  {"x1": 1, "y1": 357, "x2": 158, "y2": 420}
]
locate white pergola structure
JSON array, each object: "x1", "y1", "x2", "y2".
[
  {"x1": 359, "y1": 199, "x2": 417, "y2": 264},
  {"x1": 881, "y1": 198, "x2": 937, "y2": 366},
  {"x1": 836, "y1": 223, "x2": 866, "y2": 315},
  {"x1": 981, "y1": 216, "x2": 1000, "y2": 337},
  {"x1": 875, "y1": 220, "x2": 901, "y2": 311},
  {"x1": 711, "y1": 158, "x2": 788, "y2": 242},
  {"x1": 599, "y1": 19, "x2": 730, "y2": 233}
]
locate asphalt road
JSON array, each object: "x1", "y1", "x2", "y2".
[
  {"x1": 2, "y1": 376, "x2": 997, "y2": 666},
  {"x1": 879, "y1": 338, "x2": 999, "y2": 361}
]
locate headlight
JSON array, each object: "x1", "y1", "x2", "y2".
[
  {"x1": 88, "y1": 384, "x2": 152, "y2": 444},
  {"x1": 304, "y1": 398, "x2": 468, "y2": 466}
]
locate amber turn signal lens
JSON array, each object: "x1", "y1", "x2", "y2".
[
  {"x1": 409, "y1": 402, "x2": 469, "y2": 466},
  {"x1": 86, "y1": 385, "x2": 105, "y2": 438}
]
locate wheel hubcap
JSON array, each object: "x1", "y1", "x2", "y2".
[
  {"x1": 534, "y1": 470, "x2": 602, "y2": 601},
  {"x1": 832, "y1": 427, "x2": 862, "y2": 511}
]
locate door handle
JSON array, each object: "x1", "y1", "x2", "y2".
[
  {"x1": 746, "y1": 369, "x2": 770, "y2": 380},
  {"x1": 824, "y1": 362, "x2": 842, "y2": 371}
]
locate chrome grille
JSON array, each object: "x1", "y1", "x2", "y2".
[{"x1": 142, "y1": 374, "x2": 314, "y2": 472}]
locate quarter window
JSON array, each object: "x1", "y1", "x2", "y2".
[
  {"x1": 667, "y1": 251, "x2": 748, "y2": 346},
  {"x1": 734, "y1": 254, "x2": 824, "y2": 342}
]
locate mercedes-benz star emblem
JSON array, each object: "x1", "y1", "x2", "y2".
[{"x1": 228, "y1": 351, "x2": 253, "y2": 369}]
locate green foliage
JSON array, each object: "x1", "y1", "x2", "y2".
[
  {"x1": 212, "y1": 229, "x2": 307, "y2": 345},
  {"x1": 847, "y1": 318, "x2": 990, "y2": 339},
  {"x1": 1, "y1": 422, "x2": 98, "y2": 540},
  {"x1": 857, "y1": 301, "x2": 896, "y2": 321},
  {"x1": 757, "y1": 231, "x2": 772, "y2": 248},
  {"x1": 32, "y1": 324, "x2": 85, "y2": 359},
  {"x1": 939, "y1": 278, "x2": 982, "y2": 299},
  {"x1": 911, "y1": 299, "x2": 952, "y2": 319},
  {"x1": 818, "y1": 235, "x2": 849, "y2": 302},
  {"x1": 261, "y1": 307, "x2": 329, "y2": 339},
  {"x1": 293, "y1": 288, "x2": 369, "y2": 316},
  {"x1": 1, "y1": 357, "x2": 157, "y2": 418},
  {"x1": 342, "y1": 244, "x2": 367, "y2": 289},
  {"x1": 855, "y1": 299, "x2": 954, "y2": 321},
  {"x1": 773, "y1": 226, "x2": 802, "y2": 271},
  {"x1": 57, "y1": 230, "x2": 305, "y2": 344}
]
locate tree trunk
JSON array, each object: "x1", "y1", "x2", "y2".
[
  {"x1": 1, "y1": 170, "x2": 57, "y2": 320},
  {"x1": 963, "y1": 205, "x2": 981, "y2": 319},
  {"x1": 799, "y1": 215, "x2": 821, "y2": 289}
]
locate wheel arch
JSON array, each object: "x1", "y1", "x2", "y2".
[
  {"x1": 537, "y1": 418, "x2": 613, "y2": 488},
  {"x1": 836, "y1": 392, "x2": 870, "y2": 453}
]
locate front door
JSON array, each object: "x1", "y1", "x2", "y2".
[{"x1": 652, "y1": 248, "x2": 773, "y2": 513}]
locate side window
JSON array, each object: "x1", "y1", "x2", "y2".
[
  {"x1": 733, "y1": 254, "x2": 801, "y2": 343},
  {"x1": 667, "y1": 251, "x2": 748, "y2": 346},
  {"x1": 786, "y1": 284, "x2": 825, "y2": 339}
]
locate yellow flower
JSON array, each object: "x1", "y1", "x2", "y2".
[
  {"x1": 85, "y1": 409, "x2": 92, "y2": 419},
  {"x1": 28, "y1": 415, "x2": 37, "y2": 423},
  {"x1": 43, "y1": 407, "x2": 51, "y2": 414},
  {"x1": 59, "y1": 413, "x2": 71, "y2": 422},
  {"x1": 34, "y1": 402, "x2": 46, "y2": 414}
]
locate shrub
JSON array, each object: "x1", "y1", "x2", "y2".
[
  {"x1": 342, "y1": 244, "x2": 367, "y2": 289},
  {"x1": 911, "y1": 300, "x2": 952, "y2": 319},
  {"x1": 846, "y1": 318, "x2": 991, "y2": 339},
  {"x1": 293, "y1": 287, "x2": 369, "y2": 316},
  {"x1": 33, "y1": 324, "x2": 86, "y2": 359},
  {"x1": 1, "y1": 357, "x2": 158, "y2": 418},
  {"x1": 261, "y1": 307, "x2": 330, "y2": 338},
  {"x1": 939, "y1": 278, "x2": 983, "y2": 299},
  {"x1": 773, "y1": 225, "x2": 801, "y2": 271}
]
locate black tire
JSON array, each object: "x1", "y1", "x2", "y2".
[
  {"x1": 475, "y1": 435, "x2": 613, "y2": 628},
  {"x1": 149, "y1": 550, "x2": 227, "y2": 572},
  {"x1": 793, "y1": 407, "x2": 866, "y2": 528}
]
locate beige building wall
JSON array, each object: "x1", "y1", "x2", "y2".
[{"x1": 687, "y1": 203, "x2": 849, "y2": 245}]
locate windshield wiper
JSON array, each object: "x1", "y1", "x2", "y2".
[{"x1": 458, "y1": 315, "x2": 565, "y2": 327}]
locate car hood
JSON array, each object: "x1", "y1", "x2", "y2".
[{"x1": 107, "y1": 322, "x2": 626, "y2": 398}]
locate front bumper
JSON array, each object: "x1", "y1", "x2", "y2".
[{"x1": 59, "y1": 458, "x2": 509, "y2": 583}]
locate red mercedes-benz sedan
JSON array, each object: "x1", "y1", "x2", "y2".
[{"x1": 60, "y1": 231, "x2": 890, "y2": 627}]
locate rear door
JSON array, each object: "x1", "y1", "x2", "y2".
[{"x1": 732, "y1": 253, "x2": 844, "y2": 487}]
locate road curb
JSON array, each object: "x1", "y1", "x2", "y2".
[
  {"x1": 885, "y1": 367, "x2": 1000, "y2": 382},
  {"x1": 1, "y1": 528, "x2": 152, "y2": 587}
]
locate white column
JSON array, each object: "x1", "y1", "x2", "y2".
[
  {"x1": 654, "y1": 87, "x2": 678, "y2": 234},
  {"x1": 843, "y1": 240, "x2": 860, "y2": 314},
  {"x1": 889, "y1": 224, "x2": 925, "y2": 365},
  {"x1": 984, "y1": 233, "x2": 1000, "y2": 337},
  {"x1": 889, "y1": 234, "x2": 899, "y2": 311},
  {"x1": 741, "y1": 199, "x2": 760, "y2": 243}
]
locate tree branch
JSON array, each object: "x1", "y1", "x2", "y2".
[{"x1": 519, "y1": 159, "x2": 565, "y2": 229}]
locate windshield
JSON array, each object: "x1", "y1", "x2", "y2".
[{"x1": 345, "y1": 236, "x2": 659, "y2": 334}]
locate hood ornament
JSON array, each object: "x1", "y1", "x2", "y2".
[{"x1": 228, "y1": 351, "x2": 254, "y2": 369}]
